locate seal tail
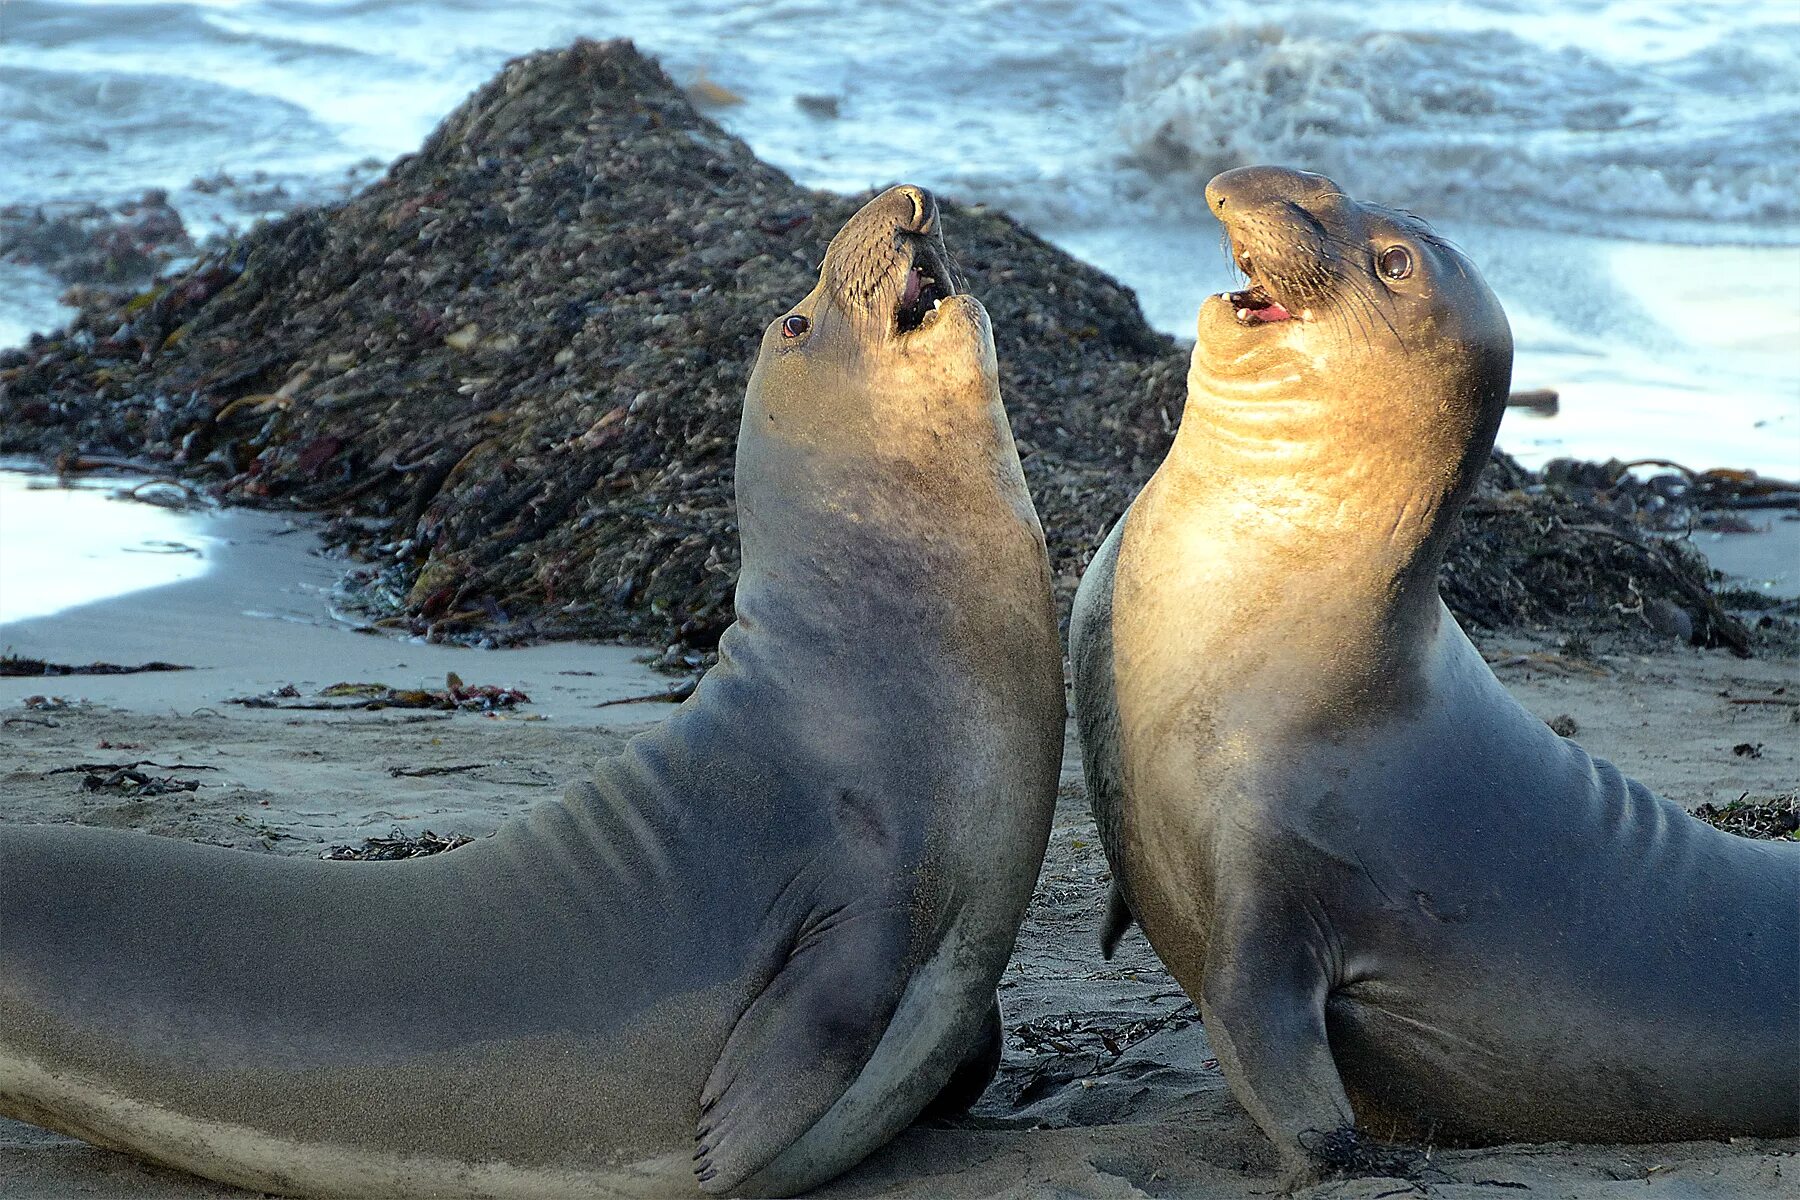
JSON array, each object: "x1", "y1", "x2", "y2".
[{"x1": 1100, "y1": 882, "x2": 1136, "y2": 959}]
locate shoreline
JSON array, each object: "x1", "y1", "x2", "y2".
[{"x1": 0, "y1": 478, "x2": 677, "y2": 727}]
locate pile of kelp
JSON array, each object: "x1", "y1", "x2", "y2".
[
  {"x1": 1694, "y1": 792, "x2": 1800, "y2": 841},
  {"x1": 0, "y1": 40, "x2": 1764, "y2": 654}
]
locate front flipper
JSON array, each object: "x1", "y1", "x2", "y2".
[
  {"x1": 1199, "y1": 889, "x2": 1369, "y2": 1189},
  {"x1": 695, "y1": 904, "x2": 910, "y2": 1195}
]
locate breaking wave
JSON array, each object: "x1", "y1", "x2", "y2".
[{"x1": 1117, "y1": 16, "x2": 1800, "y2": 241}]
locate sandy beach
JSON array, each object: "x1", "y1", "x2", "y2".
[{"x1": 2, "y1": 488, "x2": 1795, "y2": 1199}]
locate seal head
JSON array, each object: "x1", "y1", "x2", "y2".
[
  {"x1": 750, "y1": 184, "x2": 994, "y2": 436},
  {"x1": 1190, "y1": 166, "x2": 1511, "y2": 593}
]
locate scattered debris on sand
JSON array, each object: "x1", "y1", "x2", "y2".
[
  {"x1": 1693, "y1": 792, "x2": 1800, "y2": 840},
  {"x1": 0, "y1": 40, "x2": 1779, "y2": 656},
  {"x1": 387, "y1": 762, "x2": 490, "y2": 778},
  {"x1": 1, "y1": 656, "x2": 194, "y2": 677},
  {"x1": 594, "y1": 677, "x2": 697, "y2": 708},
  {"x1": 43, "y1": 757, "x2": 219, "y2": 797},
  {"x1": 1546, "y1": 713, "x2": 1580, "y2": 737},
  {"x1": 322, "y1": 828, "x2": 474, "y2": 860},
  {"x1": 228, "y1": 674, "x2": 528, "y2": 712},
  {"x1": 74, "y1": 765, "x2": 203, "y2": 796},
  {"x1": 15, "y1": 695, "x2": 82, "y2": 714}
]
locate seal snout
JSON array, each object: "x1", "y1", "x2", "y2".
[
  {"x1": 893, "y1": 184, "x2": 936, "y2": 236},
  {"x1": 821, "y1": 184, "x2": 964, "y2": 339},
  {"x1": 1206, "y1": 166, "x2": 1348, "y2": 329},
  {"x1": 1205, "y1": 166, "x2": 1342, "y2": 217},
  {"x1": 886, "y1": 186, "x2": 958, "y2": 336}
]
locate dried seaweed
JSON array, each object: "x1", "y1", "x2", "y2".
[
  {"x1": 76, "y1": 767, "x2": 200, "y2": 796},
  {"x1": 321, "y1": 828, "x2": 473, "y2": 860},
  {"x1": 1693, "y1": 792, "x2": 1800, "y2": 840},
  {"x1": 228, "y1": 676, "x2": 528, "y2": 712},
  {"x1": 1, "y1": 656, "x2": 193, "y2": 676}
]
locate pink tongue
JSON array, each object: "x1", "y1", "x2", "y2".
[
  {"x1": 901, "y1": 267, "x2": 922, "y2": 307},
  {"x1": 1253, "y1": 301, "x2": 1292, "y2": 322}
]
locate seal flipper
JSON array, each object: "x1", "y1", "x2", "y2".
[
  {"x1": 916, "y1": 996, "x2": 1001, "y2": 1121},
  {"x1": 695, "y1": 904, "x2": 911, "y2": 1194},
  {"x1": 1099, "y1": 883, "x2": 1136, "y2": 959},
  {"x1": 1197, "y1": 888, "x2": 1360, "y2": 1188}
]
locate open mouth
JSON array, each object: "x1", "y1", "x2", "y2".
[
  {"x1": 895, "y1": 237, "x2": 957, "y2": 334},
  {"x1": 1228, "y1": 283, "x2": 1294, "y2": 325},
  {"x1": 1223, "y1": 247, "x2": 1299, "y2": 325}
]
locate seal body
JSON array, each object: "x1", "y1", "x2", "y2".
[
  {"x1": 1071, "y1": 166, "x2": 1800, "y2": 1183},
  {"x1": 0, "y1": 186, "x2": 1067, "y2": 1198}
]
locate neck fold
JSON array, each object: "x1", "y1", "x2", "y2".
[{"x1": 1116, "y1": 365, "x2": 1480, "y2": 726}]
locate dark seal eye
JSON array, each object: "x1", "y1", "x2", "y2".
[
  {"x1": 781, "y1": 314, "x2": 810, "y2": 338},
  {"x1": 1378, "y1": 245, "x2": 1414, "y2": 281}
]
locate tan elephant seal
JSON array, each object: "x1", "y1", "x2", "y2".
[
  {"x1": 1070, "y1": 165, "x2": 1799, "y2": 1186},
  {"x1": 0, "y1": 185, "x2": 1067, "y2": 1198}
]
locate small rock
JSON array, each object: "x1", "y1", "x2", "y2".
[
  {"x1": 1643, "y1": 597, "x2": 1693, "y2": 642},
  {"x1": 1505, "y1": 388, "x2": 1558, "y2": 415}
]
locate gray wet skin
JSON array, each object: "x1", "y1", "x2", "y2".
[
  {"x1": 1071, "y1": 165, "x2": 1800, "y2": 1186},
  {"x1": 0, "y1": 186, "x2": 1067, "y2": 1199}
]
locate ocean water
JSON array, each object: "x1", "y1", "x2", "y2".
[
  {"x1": 0, "y1": 468, "x2": 217, "y2": 622},
  {"x1": 1, "y1": 0, "x2": 1795, "y2": 473}
]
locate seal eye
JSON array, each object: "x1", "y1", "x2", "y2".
[
  {"x1": 781, "y1": 314, "x2": 810, "y2": 339},
  {"x1": 1379, "y1": 246, "x2": 1414, "y2": 281}
]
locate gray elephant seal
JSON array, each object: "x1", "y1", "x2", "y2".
[
  {"x1": 1071, "y1": 165, "x2": 1799, "y2": 1184},
  {"x1": 0, "y1": 185, "x2": 1067, "y2": 1198}
]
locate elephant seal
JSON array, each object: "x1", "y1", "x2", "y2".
[
  {"x1": 1070, "y1": 165, "x2": 1800, "y2": 1185},
  {"x1": 0, "y1": 185, "x2": 1067, "y2": 1198}
]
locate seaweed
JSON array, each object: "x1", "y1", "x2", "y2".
[
  {"x1": 321, "y1": 828, "x2": 473, "y2": 860},
  {"x1": 1693, "y1": 792, "x2": 1800, "y2": 841},
  {"x1": 1, "y1": 655, "x2": 193, "y2": 676}
]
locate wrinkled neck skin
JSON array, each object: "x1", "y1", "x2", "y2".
[
  {"x1": 567, "y1": 300, "x2": 1056, "y2": 911},
  {"x1": 738, "y1": 348, "x2": 1035, "y2": 647},
  {"x1": 1118, "y1": 333, "x2": 1501, "y2": 734}
]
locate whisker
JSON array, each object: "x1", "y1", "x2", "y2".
[{"x1": 1343, "y1": 270, "x2": 1406, "y2": 349}]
